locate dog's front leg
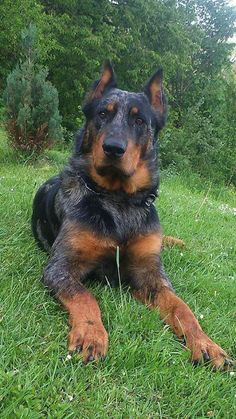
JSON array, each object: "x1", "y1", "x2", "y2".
[
  {"x1": 42, "y1": 223, "x2": 112, "y2": 362},
  {"x1": 127, "y1": 232, "x2": 233, "y2": 369}
]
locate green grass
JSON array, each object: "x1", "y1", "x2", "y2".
[{"x1": 0, "y1": 129, "x2": 235, "y2": 418}]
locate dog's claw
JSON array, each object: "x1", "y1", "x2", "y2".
[
  {"x1": 202, "y1": 351, "x2": 210, "y2": 362},
  {"x1": 68, "y1": 321, "x2": 108, "y2": 363},
  {"x1": 187, "y1": 332, "x2": 233, "y2": 370},
  {"x1": 223, "y1": 358, "x2": 234, "y2": 369}
]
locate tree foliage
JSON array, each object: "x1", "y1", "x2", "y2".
[
  {"x1": 0, "y1": 0, "x2": 235, "y2": 181},
  {"x1": 3, "y1": 25, "x2": 62, "y2": 154}
]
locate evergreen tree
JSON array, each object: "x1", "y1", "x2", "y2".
[{"x1": 3, "y1": 24, "x2": 62, "y2": 154}]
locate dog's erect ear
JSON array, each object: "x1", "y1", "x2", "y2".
[
  {"x1": 90, "y1": 60, "x2": 117, "y2": 100},
  {"x1": 144, "y1": 69, "x2": 166, "y2": 119}
]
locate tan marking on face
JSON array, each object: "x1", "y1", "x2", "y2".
[
  {"x1": 107, "y1": 103, "x2": 115, "y2": 112},
  {"x1": 90, "y1": 166, "x2": 122, "y2": 191},
  {"x1": 130, "y1": 106, "x2": 139, "y2": 114},
  {"x1": 90, "y1": 138, "x2": 151, "y2": 194},
  {"x1": 123, "y1": 160, "x2": 150, "y2": 193},
  {"x1": 90, "y1": 133, "x2": 151, "y2": 193},
  {"x1": 92, "y1": 135, "x2": 142, "y2": 176},
  {"x1": 91, "y1": 132, "x2": 106, "y2": 170},
  {"x1": 121, "y1": 139, "x2": 141, "y2": 174}
]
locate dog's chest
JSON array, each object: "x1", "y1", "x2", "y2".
[{"x1": 71, "y1": 194, "x2": 159, "y2": 244}]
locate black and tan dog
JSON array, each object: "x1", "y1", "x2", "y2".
[{"x1": 32, "y1": 61, "x2": 232, "y2": 369}]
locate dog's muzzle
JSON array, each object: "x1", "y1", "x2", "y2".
[{"x1": 102, "y1": 138, "x2": 127, "y2": 159}]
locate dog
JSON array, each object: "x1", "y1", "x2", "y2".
[{"x1": 32, "y1": 61, "x2": 232, "y2": 369}]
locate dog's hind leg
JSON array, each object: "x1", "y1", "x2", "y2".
[
  {"x1": 32, "y1": 176, "x2": 61, "y2": 251},
  {"x1": 162, "y1": 235, "x2": 185, "y2": 248}
]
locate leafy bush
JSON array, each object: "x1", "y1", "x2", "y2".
[
  {"x1": 160, "y1": 73, "x2": 236, "y2": 185},
  {"x1": 3, "y1": 25, "x2": 62, "y2": 155}
]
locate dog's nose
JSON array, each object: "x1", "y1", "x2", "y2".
[{"x1": 102, "y1": 139, "x2": 126, "y2": 158}]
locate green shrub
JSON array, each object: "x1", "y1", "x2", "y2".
[
  {"x1": 3, "y1": 25, "x2": 62, "y2": 155},
  {"x1": 160, "y1": 73, "x2": 236, "y2": 186}
]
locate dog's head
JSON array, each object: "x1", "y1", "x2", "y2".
[{"x1": 78, "y1": 61, "x2": 167, "y2": 193}]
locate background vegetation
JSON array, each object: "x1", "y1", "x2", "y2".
[
  {"x1": 3, "y1": 25, "x2": 62, "y2": 154},
  {"x1": 0, "y1": 0, "x2": 235, "y2": 183}
]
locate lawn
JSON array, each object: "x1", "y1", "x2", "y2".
[{"x1": 0, "y1": 128, "x2": 235, "y2": 418}]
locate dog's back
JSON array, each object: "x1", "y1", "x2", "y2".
[{"x1": 32, "y1": 175, "x2": 61, "y2": 252}]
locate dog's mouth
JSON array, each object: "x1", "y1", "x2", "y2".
[
  {"x1": 95, "y1": 163, "x2": 134, "y2": 179},
  {"x1": 91, "y1": 136, "x2": 142, "y2": 183}
]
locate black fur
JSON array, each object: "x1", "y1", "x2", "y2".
[
  {"x1": 32, "y1": 62, "x2": 168, "y2": 293},
  {"x1": 31, "y1": 64, "x2": 232, "y2": 368}
]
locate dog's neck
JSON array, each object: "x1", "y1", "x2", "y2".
[{"x1": 76, "y1": 168, "x2": 159, "y2": 208}]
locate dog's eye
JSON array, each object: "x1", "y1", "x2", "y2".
[
  {"x1": 99, "y1": 111, "x2": 107, "y2": 119},
  {"x1": 135, "y1": 117, "x2": 144, "y2": 126}
]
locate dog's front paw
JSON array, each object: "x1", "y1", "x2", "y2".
[
  {"x1": 68, "y1": 320, "x2": 108, "y2": 363},
  {"x1": 186, "y1": 332, "x2": 234, "y2": 370}
]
